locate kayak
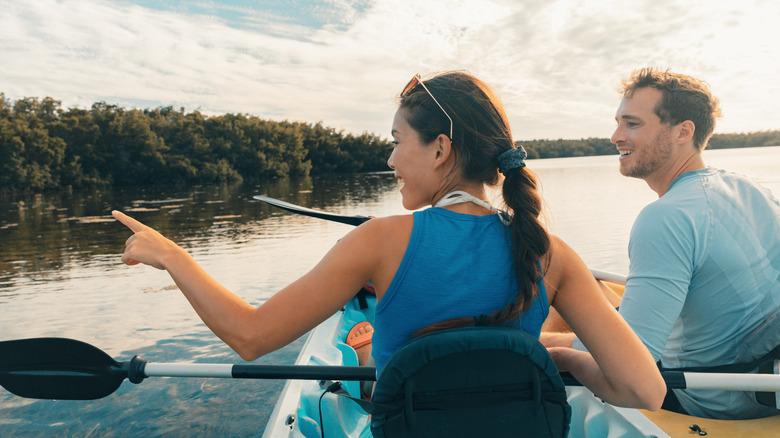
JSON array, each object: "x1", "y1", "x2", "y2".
[
  {"x1": 263, "y1": 292, "x2": 715, "y2": 438},
  {"x1": 3, "y1": 296, "x2": 775, "y2": 437},
  {"x1": 261, "y1": 290, "x2": 780, "y2": 437}
]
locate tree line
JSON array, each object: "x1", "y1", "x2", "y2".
[
  {"x1": 518, "y1": 130, "x2": 780, "y2": 160},
  {"x1": 0, "y1": 93, "x2": 393, "y2": 193},
  {"x1": 2, "y1": 93, "x2": 779, "y2": 193}
]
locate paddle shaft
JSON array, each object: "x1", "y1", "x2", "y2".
[
  {"x1": 589, "y1": 268, "x2": 627, "y2": 284},
  {"x1": 560, "y1": 370, "x2": 780, "y2": 391},
  {"x1": 143, "y1": 362, "x2": 780, "y2": 392},
  {"x1": 143, "y1": 362, "x2": 377, "y2": 381},
  {"x1": 673, "y1": 371, "x2": 780, "y2": 391}
]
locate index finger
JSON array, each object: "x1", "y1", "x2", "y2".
[{"x1": 112, "y1": 210, "x2": 148, "y2": 233}]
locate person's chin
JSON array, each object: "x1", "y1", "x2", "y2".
[
  {"x1": 618, "y1": 159, "x2": 636, "y2": 177},
  {"x1": 400, "y1": 192, "x2": 423, "y2": 211}
]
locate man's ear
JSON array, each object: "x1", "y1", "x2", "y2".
[
  {"x1": 677, "y1": 120, "x2": 695, "y2": 145},
  {"x1": 432, "y1": 134, "x2": 453, "y2": 170}
]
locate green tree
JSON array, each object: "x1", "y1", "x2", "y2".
[
  {"x1": 0, "y1": 97, "x2": 66, "y2": 190},
  {"x1": 0, "y1": 94, "x2": 26, "y2": 189},
  {"x1": 53, "y1": 107, "x2": 105, "y2": 187}
]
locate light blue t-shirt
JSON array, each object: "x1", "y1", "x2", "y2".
[
  {"x1": 578, "y1": 167, "x2": 780, "y2": 419},
  {"x1": 372, "y1": 208, "x2": 549, "y2": 375}
]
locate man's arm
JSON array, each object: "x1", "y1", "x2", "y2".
[
  {"x1": 617, "y1": 203, "x2": 696, "y2": 359},
  {"x1": 550, "y1": 203, "x2": 697, "y2": 357}
]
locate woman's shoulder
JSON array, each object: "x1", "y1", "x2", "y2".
[
  {"x1": 341, "y1": 214, "x2": 415, "y2": 293},
  {"x1": 547, "y1": 234, "x2": 575, "y2": 263},
  {"x1": 358, "y1": 213, "x2": 414, "y2": 231},
  {"x1": 346, "y1": 214, "x2": 415, "y2": 247},
  {"x1": 543, "y1": 234, "x2": 591, "y2": 295}
]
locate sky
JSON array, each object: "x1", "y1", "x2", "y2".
[{"x1": 2, "y1": 0, "x2": 779, "y2": 141}]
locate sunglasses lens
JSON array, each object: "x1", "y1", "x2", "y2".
[{"x1": 402, "y1": 75, "x2": 420, "y2": 96}]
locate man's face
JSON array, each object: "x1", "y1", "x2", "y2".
[{"x1": 611, "y1": 87, "x2": 675, "y2": 180}]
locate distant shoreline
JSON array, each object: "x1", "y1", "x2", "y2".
[
  {"x1": 3, "y1": 92, "x2": 779, "y2": 192},
  {"x1": 516, "y1": 131, "x2": 780, "y2": 160}
]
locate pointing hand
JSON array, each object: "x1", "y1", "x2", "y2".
[{"x1": 112, "y1": 210, "x2": 180, "y2": 270}]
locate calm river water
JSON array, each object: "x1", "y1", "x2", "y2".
[{"x1": 1, "y1": 146, "x2": 779, "y2": 436}]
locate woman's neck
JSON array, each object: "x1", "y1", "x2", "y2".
[{"x1": 434, "y1": 189, "x2": 495, "y2": 216}]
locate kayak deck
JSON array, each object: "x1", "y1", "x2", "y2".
[
  {"x1": 262, "y1": 294, "x2": 374, "y2": 437},
  {"x1": 640, "y1": 408, "x2": 780, "y2": 437}
]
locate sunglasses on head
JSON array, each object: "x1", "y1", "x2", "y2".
[{"x1": 402, "y1": 73, "x2": 454, "y2": 140}]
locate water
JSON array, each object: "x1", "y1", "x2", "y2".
[{"x1": 1, "y1": 146, "x2": 778, "y2": 436}]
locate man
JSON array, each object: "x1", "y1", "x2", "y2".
[{"x1": 542, "y1": 68, "x2": 780, "y2": 419}]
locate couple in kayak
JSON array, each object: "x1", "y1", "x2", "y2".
[
  {"x1": 541, "y1": 68, "x2": 780, "y2": 420},
  {"x1": 113, "y1": 68, "x2": 780, "y2": 419}
]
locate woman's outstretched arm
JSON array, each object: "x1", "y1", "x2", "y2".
[{"x1": 112, "y1": 210, "x2": 384, "y2": 361}]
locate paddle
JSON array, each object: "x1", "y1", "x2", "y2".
[
  {"x1": 0, "y1": 337, "x2": 376, "y2": 400},
  {"x1": 253, "y1": 195, "x2": 373, "y2": 226},
  {"x1": 253, "y1": 195, "x2": 629, "y2": 283},
  {"x1": 2, "y1": 337, "x2": 779, "y2": 401}
]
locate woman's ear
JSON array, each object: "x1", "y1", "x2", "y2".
[{"x1": 432, "y1": 134, "x2": 453, "y2": 170}]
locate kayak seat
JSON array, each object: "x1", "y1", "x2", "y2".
[{"x1": 368, "y1": 326, "x2": 571, "y2": 438}]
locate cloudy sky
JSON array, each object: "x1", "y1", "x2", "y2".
[{"x1": 2, "y1": 0, "x2": 779, "y2": 140}]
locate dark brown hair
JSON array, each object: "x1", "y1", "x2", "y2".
[
  {"x1": 398, "y1": 71, "x2": 550, "y2": 335},
  {"x1": 620, "y1": 67, "x2": 722, "y2": 149}
]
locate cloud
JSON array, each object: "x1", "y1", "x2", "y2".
[{"x1": 1, "y1": 0, "x2": 779, "y2": 141}]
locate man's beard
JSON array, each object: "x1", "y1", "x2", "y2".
[{"x1": 620, "y1": 128, "x2": 674, "y2": 179}]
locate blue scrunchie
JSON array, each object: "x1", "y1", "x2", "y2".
[{"x1": 498, "y1": 147, "x2": 527, "y2": 174}]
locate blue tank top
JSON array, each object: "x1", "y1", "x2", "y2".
[{"x1": 372, "y1": 208, "x2": 549, "y2": 374}]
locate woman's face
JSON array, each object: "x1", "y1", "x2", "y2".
[{"x1": 387, "y1": 109, "x2": 440, "y2": 210}]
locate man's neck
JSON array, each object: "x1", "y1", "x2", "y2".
[{"x1": 647, "y1": 153, "x2": 706, "y2": 197}]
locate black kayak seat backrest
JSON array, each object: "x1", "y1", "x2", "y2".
[{"x1": 369, "y1": 326, "x2": 571, "y2": 438}]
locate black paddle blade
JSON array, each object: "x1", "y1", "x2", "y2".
[
  {"x1": 0, "y1": 338, "x2": 127, "y2": 400},
  {"x1": 253, "y1": 195, "x2": 373, "y2": 226}
]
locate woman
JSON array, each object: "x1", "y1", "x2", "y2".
[{"x1": 113, "y1": 71, "x2": 665, "y2": 410}]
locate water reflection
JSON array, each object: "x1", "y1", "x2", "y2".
[
  {"x1": 0, "y1": 173, "x2": 399, "y2": 286},
  {"x1": 0, "y1": 172, "x2": 401, "y2": 437}
]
